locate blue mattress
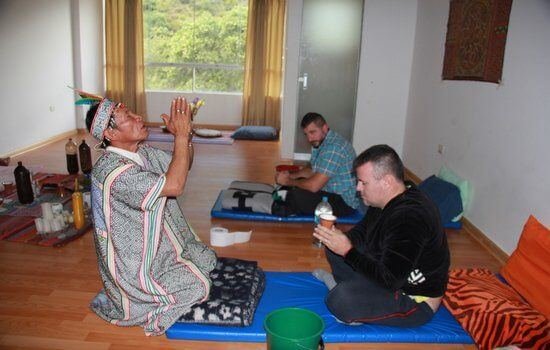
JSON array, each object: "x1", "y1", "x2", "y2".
[
  {"x1": 166, "y1": 272, "x2": 473, "y2": 344},
  {"x1": 210, "y1": 191, "x2": 462, "y2": 229},
  {"x1": 210, "y1": 191, "x2": 364, "y2": 224}
]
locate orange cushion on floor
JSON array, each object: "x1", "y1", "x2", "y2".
[
  {"x1": 444, "y1": 268, "x2": 550, "y2": 350},
  {"x1": 500, "y1": 215, "x2": 550, "y2": 318}
]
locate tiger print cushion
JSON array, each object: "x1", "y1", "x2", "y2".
[{"x1": 443, "y1": 268, "x2": 550, "y2": 350}]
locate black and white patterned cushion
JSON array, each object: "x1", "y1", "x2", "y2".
[{"x1": 177, "y1": 257, "x2": 265, "y2": 327}]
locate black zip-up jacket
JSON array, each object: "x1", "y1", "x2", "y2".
[{"x1": 344, "y1": 183, "x2": 450, "y2": 297}]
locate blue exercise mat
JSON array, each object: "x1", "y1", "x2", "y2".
[
  {"x1": 166, "y1": 272, "x2": 473, "y2": 344},
  {"x1": 210, "y1": 191, "x2": 364, "y2": 224}
]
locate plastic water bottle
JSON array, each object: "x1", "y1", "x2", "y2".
[
  {"x1": 72, "y1": 178, "x2": 85, "y2": 230},
  {"x1": 313, "y1": 196, "x2": 332, "y2": 247}
]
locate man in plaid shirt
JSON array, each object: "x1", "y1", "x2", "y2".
[{"x1": 275, "y1": 113, "x2": 360, "y2": 216}]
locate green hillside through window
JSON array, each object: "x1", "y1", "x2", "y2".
[{"x1": 143, "y1": 0, "x2": 248, "y2": 93}]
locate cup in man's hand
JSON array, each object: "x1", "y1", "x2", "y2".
[{"x1": 319, "y1": 214, "x2": 337, "y2": 229}]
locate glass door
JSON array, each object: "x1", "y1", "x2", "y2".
[{"x1": 294, "y1": 0, "x2": 364, "y2": 155}]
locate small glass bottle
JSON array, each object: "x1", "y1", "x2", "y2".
[
  {"x1": 65, "y1": 138, "x2": 79, "y2": 174},
  {"x1": 13, "y1": 161, "x2": 34, "y2": 204},
  {"x1": 78, "y1": 139, "x2": 92, "y2": 174}
]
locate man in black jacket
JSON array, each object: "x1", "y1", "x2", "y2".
[{"x1": 313, "y1": 144, "x2": 450, "y2": 327}]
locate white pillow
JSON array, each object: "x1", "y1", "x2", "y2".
[{"x1": 194, "y1": 128, "x2": 222, "y2": 138}]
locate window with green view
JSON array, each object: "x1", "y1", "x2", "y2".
[{"x1": 143, "y1": 0, "x2": 248, "y2": 93}]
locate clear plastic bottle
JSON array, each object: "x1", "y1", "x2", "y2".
[
  {"x1": 65, "y1": 138, "x2": 79, "y2": 174},
  {"x1": 313, "y1": 196, "x2": 332, "y2": 247},
  {"x1": 78, "y1": 139, "x2": 92, "y2": 174},
  {"x1": 72, "y1": 178, "x2": 85, "y2": 230},
  {"x1": 13, "y1": 161, "x2": 34, "y2": 204}
]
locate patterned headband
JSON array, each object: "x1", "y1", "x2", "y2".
[
  {"x1": 68, "y1": 87, "x2": 118, "y2": 142},
  {"x1": 90, "y1": 98, "x2": 117, "y2": 141}
]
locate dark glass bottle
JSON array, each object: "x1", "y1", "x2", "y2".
[
  {"x1": 65, "y1": 138, "x2": 79, "y2": 174},
  {"x1": 79, "y1": 140, "x2": 92, "y2": 174},
  {"x1": 14, "y1": 161, "x2": 34, "y2": 204}
]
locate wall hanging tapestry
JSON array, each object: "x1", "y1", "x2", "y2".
[{"x1": 442, "y1": 0, "x2": 513, "y2": 84}]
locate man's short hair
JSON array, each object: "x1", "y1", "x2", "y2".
[
  {"x1": 353, "y1": 144, "x2": 405, "y2": 182},
  {"x1": 300, "y1": 112, "x2": 326, "y2": 129}
]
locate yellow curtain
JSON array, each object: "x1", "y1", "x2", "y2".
[
  {"x1": 242, "y1": 0, "x2": 286, "y2": 129},
  {"x1": 105, "y1": 0, "x2": 147, "y2": 118}
]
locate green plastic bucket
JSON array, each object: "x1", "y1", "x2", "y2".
[{"x1": 264, "y1": 307, "x2": 324, "y2": 350}]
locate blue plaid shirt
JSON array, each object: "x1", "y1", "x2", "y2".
[{"x1": 310, "y1": 130, "x2": 359, "y2": 209}]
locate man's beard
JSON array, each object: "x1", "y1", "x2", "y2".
[{"x1": 310, "y1": 134, "x2": 326, "y2": 149}]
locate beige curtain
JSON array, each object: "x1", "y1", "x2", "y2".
[
  {"x1": 105, "y1": 0, "x2": 147, "y2": 118},
  {"x1": 242, "y1": 0, "x2": 286, "y2": 129}
]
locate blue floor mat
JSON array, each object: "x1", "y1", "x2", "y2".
[
  {"x1": 166, "y1": 272, "x2": 473, "y2": 344},
  {"x1": 210, "y1": 191, "x2": 462, "y2": 229},
  {"x1": 210, "y1": 191, "x2": 364, "y2": 224}
]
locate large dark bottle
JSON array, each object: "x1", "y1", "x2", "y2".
[
  {"x1": 14, "y1": 161, "x2": 34, "y2": 204},
  {"x1": 65, "y1": 138, "x2": 79, "y2": 174},
  {"x1": 79, "y1": 140, "x2": 92, "y2": 174}
]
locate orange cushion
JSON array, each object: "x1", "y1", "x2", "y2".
[
  {"x1": 500, "y1": 215, "x2": 550, "y2": 318},
  {"x1": 444, "y1": 268, "x2": 550, "y2": 350}
]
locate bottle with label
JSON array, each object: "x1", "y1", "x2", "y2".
[
  {"x1": 313, "y1": 196, "x2": 332, "y2": 247},
  {"x1": 13, "y1": 161, "x2": 34, "y2": 204},
  {"x1": 72, "y1": 178, "x2": 85, "y2": 230},
  {"x1": 65, "y1": 138, "x2": 79, "y2": 174},
  {"x1": 78, "y1": 139, "x2": 92, "y2": 174}
]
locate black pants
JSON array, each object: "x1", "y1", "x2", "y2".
[
  {"x1": 274, "y1": 187, "x2": 355, "y2": 217},
  {"x1": 325, "y1": 248, "x2": 434, "y2": 327}
]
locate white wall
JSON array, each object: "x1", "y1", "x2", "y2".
[
  {"x1": 403, "y1": 0, "x2": 550, "y2": 254},
  {"x1": 73, "y1": 0, "x2": 105, "y2": 129},
  {"x1": 146, "y1": 91, "x2": 242, "y2": 126},
  {"x1": 0, "y1": 0, "x2": 76, "y2": 155},
  {"x1": 353, "y1": 0, "x2": 417, "y2": 155}
]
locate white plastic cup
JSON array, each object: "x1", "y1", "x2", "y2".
[
  {"x1": 41, "y1": 203, "x2": 54, "y2": 220},
  {"x1": 35, "y1": 218, "x2": 44, "y2": 233}
]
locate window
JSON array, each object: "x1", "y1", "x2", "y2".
[{"x1": 143, "y1": 0, "x2": 248, "y2": 93}]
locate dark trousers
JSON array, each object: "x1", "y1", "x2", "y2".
[
  {"x1": 325, "y1": 248, "x2": 434, "y2": 327},
  {"x1": 281, "y1": 187, "x2": 355, "y2": 217}
]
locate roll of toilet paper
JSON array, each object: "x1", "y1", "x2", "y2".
[
  {"x1": 210, "y1": 227, "x2": 232, "y2": 247},
  {"x1": 234, "y1": 230, "x2": 252, "y2": 243},
  {"x1": 210, "y1": 226, "x2": 252, "y2": 247}
]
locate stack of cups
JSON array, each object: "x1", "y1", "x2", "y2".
[{"x1": 35, "y1": 202, "x2": 67, "y2": 233}]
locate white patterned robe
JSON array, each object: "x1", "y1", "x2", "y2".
[{"x1": 89, "y1": 144, "x2": 217, "y2": 335}]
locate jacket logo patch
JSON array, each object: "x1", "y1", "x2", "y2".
[{"x1": 408, "y1": 269, "x2": 426, "y2": 285}]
